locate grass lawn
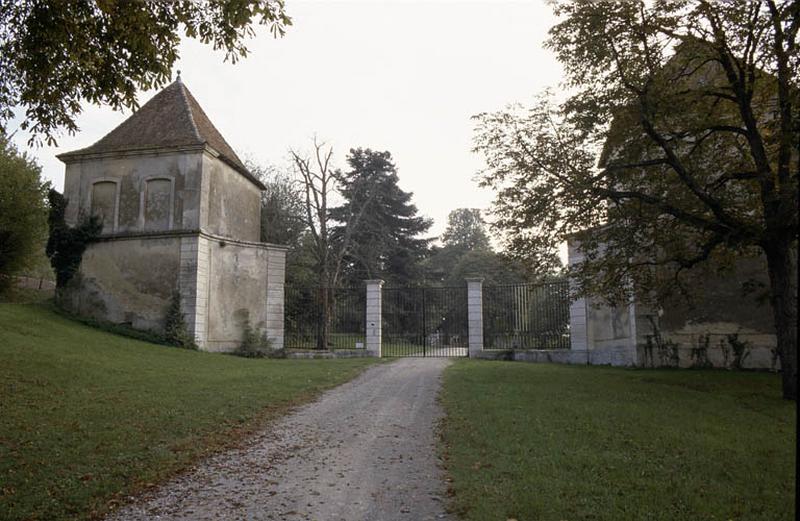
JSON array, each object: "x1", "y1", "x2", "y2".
[
  {"x1": 440, "y1": 360, "x2": 796, "y2": 521},
  {"x1": 0, "y1": 302, "x2": 378, "y2": 521}
]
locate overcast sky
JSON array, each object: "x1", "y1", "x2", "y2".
[{"x1": 10, "y1": 0, "x2": 563, "y2": 240}]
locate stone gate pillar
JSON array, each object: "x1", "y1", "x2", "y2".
[
  {"x1": 466, "y1": 278, "x2": 484, "y2": 357},
  {"x1": 365, "y1": 280, "x2": 383, "y2": 357},
  {"x1": 567, "y1": 239, "x2": 590, "y2": 360}
]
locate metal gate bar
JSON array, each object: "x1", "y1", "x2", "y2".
[
  {"x1": 382, "y1": 286, "x2": 469, "y2": 357},
  {"x1": 285, "y1": 286, "x2": 366, "y2": 350},
  {"x1": 483, "y1": 281, "x2": 571, "y2": 349}
]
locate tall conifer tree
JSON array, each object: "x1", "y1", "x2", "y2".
[{"x1": 331, "y1": 148, "x2": 432, "y2": 286}]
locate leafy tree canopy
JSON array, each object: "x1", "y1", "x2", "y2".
[
  {"x1": 424, "y1": 208, "x2": 533, "y2": 286},
  {"x1": 0, "y1": 0, "x2": 291, "y2": 145},
  {"x1": 0, "y1": 135, "x2": 49, "y2": 292},
  {"x1": 248, "y1": 161, "x2": 305, "y2": 248},
  {"x1": 474, "y1": 0, "x2": 798, "y2": 398},
  {"x1": 247, "y1": 160, "x2": 315, "y2": 286},
  {"x1": 441, "y1": 208, "x2": 492, "y2": 253}
]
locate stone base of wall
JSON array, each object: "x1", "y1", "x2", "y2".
[
  {"x1": 474, "y1": 343, "x2": 778, "y2": 371},
  {"x1": 61, "y1": 231, "x2": 287, "y2": 354},
  {"x1": 587, "y1": 346, "x2": 638, "y2": 366},
  {"x1": 61, "y1": 235, "x2": 182, "y2": 335},
  {"x1": 475, "y1": 349, "x2": 589, "y2": 364},
  {"x1": 286, "y1": 349, "x2": 376, "y2": 360},
  {"x1": 474, "y1": 346, "x2": 636, "y2": 366},
  {"x1": 637, "y1": 344, "x2": 779, "y2": 370},
  {"x1": 12, "y1": 275, "x2": 56, "y2": 291}
]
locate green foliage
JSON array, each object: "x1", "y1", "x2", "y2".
[
  {"x1": 425, "y1": 247, "x2": 529, "y2": 286},
  {"x1": 440, "y1": 360, "x2": 796, "y2": 521},
  {"x1": 440, "y1": 208, "x2": 491, "y2": 253},
  {"x1": 285, "y1": 233, "x2": 324, "y2": 287},
  {"x1": 474, "y1": 0, "x2": 798, "y2": 398},
  {"x1": 0, "y1": 302, "x2": 376, "y2": 521},
  {"x1": 473, "y1": 1, "x2": 798, "y2": 302},
  {"x1": 424, "y1": 208, "x2": 531, "y2": 285},
  {"x1": 0, "y1": 1, "x2": 291, "y2": 145},
  {"x1": 249, "y1": 161, "x2": 306, "y2": 248},
  {"x1": 0, "y1": 136, "x2": 48, "y2": 293},
  {"x1": 236, "y1": 316, "x2": 277, "y2": 358},
  {"x1": 45, "y1": 189, "x2": 101, "y2": 289},
  {"x1": 330, "y1": 148, "x2": 432, "y2": 286},
  {"x1": 163, "y1": 291, "x2": 196, "y2": 349}
]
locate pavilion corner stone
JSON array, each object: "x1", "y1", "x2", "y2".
[{"x1": 56, "y1": 78, "x2": 286, "y2": 352}]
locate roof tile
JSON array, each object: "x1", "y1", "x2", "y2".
[{"x1": 59, "y1": 79, "x2": 262, "y2": 188}]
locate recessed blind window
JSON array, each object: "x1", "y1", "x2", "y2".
[
  {"x1": 144, "y1": 178, "x2": 172, "y2": 231},
  {"x1": 91, "y1": 181, "x2": 117, "y2": 233}
]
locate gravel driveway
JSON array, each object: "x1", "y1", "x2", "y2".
[{"x1": 107, "y1": 358, "x2": 453, "y2": 521}]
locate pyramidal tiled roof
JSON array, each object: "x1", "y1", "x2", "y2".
[{"x1": 59, "y1": 78, "x2": 264, "y2": 189}]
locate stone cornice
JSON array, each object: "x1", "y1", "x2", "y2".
[
  {"x1": 93, "y1": 229, "x2": 289, "y2": 252},
  {"x1": 57, "y1": 143, "x2": 266, "y2": 191}
]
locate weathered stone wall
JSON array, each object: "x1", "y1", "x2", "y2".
[
  {"x1": 60, "y1": 149, "x2": 282, "y2": 353},
  {"x1": 567, "y1": 237, "x2": 777, "y2": 370},
  {"x1": 566, "y1": 239, "x2": 640, "y2": 365},
  {"x1": 204, "y1": 236, "x2": 286, "y2": 352},
  {"x1": 60, "y1": 231, "x2": 287, "y2": 353},
  {"x1": 203, "y1": 154, "x2": 262, "y2": 242},
  {"x1": 62, "y1": 149, "x2": 205, "y2": 234},
  {"x1": 60, "y1": 235, "x2": 181, "y2": 333},
  {"x1": 635, "y1": 255, "x2": 778, "y2": 370}
]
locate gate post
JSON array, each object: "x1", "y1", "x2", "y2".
[
  {"x1": 466, "y1": 278, "x2": 484, "y2": 357},
  {"x1": 365, "y1": 279, "x2": 384, "y2": 357}
]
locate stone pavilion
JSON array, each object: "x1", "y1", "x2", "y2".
[{"x1": 57, "y1": 77, "x2": 285, "y2": 351}]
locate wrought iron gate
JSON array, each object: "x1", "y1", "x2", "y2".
[
  {"x1": 483, "y1": 281, "x2": 571, "y2": 349},
  {"x1": 382, "y1": 286, "x2": 469, "y2": 357},
  {"x1": 285, "y1": 286, "x2": 366, "y2": 350}
]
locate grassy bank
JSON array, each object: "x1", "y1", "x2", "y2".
[
  {"x1": 440, "y1": 360, "x2": 795, "y2": 521},
  {"x1": 0, "y1": 303, "x2": 378, "y2": 521}
]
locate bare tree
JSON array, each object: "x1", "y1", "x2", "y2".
[{"x1": 290, "y1": 137, "x2": 371, "y2": 349}]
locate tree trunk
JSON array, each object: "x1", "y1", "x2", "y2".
[{"x1": 765, "y1": 239, "x2": 798, "y2": 400}]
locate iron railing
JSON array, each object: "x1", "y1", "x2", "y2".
[
  {"x1": 483, "y1": 281, "x2": 571, "y2": 349},
  {"x1": 382, "y1": 286, "x2": 469, "y2": 357},
  {"x1": 284, "y1": 286, "x2": 366, "y2": 349}
]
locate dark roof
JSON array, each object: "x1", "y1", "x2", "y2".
[{"x1": 58, "y1": 79, "x2": 264, "y2": 189}]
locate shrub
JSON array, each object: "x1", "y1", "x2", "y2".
[
  {"x1": 164, "y1": 291, "x2": 196, "y2": 349},
  {"x1": 45, "y1": 189, "x2": 101, "y2": 289},
  {"x1": 236, "y1": 317, "x2": 278, "y2": 358},
  {"x1": 0, "y1": 136, "x2": 49, "y2": 293}
]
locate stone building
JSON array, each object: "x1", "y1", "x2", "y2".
[
  {"x1": 567, "y1": 241, "x2": 777, "y2": 370},
  {"x1": 57, "y1": 78, "x2": 286, "y2": 351},
  {"x1": 557, "y1": 39, "x2": 787, "y2": 370}
]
